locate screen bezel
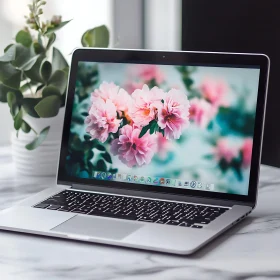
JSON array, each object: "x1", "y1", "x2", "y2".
[{"x1": 57, "y1": 48, "x2": 270, "y2": 204}]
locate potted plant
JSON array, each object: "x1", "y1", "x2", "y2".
[{"x1": 0, "y1": 0, "x2": 109, "y2": 176}]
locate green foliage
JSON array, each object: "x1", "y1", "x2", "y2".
[
  {"x1": 14, "y1": 108, "x2": 23, "y2": 130},
  {"x1": 66, "y1": 133, "x2": 98, "y2": 177},
  {"x1": 139, "y1": 120, "x2": 163, "y2": 138},
  {"x1": 66, "y1": 132, "x2": 116, "y2": 177},
  {"x1": 217, "y1": 106, "x2": 255, "y2": 137},
  {"x1": 48, "y1": 70, "x2": 67, "y2": 94},
  {"x1": 22, "y1": 98, "x2": 41, "y2": 118},
  {"x1": 21, "y1": 120, "x2": 31, "y2": 133},
  {"x1": 45, "y1": 20, "x2": 72, "y2": 35},
  {"x1": 16, "y1": 30, "x2": 33, "y2": 48},
  {"x1": 0, "y1": 0, "x2": 109, "y2": 150},
  {"x1": 34, "y1": 95, "x2": 61, "y2": 117},
  {"x1": 25, "y1": 126, "x2": 50, "y2": 150},
  {"x1": 52, "y1": 47, "x2": 68, "y2": 73},
  {"x1": 81, "y1": 25, "x2": 109, "y2": 48},
  {"x1": 40, "y1": 60, "x2": 52, "y2": 82},
  {"x1": 176, "y1": 66, "x2": 196, "y2": 91}
]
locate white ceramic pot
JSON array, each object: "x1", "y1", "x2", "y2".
[{"x1": 11, "y1": 109, "x2": 65, "y2": 176}]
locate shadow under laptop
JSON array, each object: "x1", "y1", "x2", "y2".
[{"x1": 0, "y1": 216, "x2": 254, "y2": 258}]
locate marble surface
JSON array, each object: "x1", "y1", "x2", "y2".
[{"x1": 1, "y1": 147, "x2": 280, "y2": 280}]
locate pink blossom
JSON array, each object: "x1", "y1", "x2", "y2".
[
  {"x1": 111, "y1": 125, "x2": 157, "y2": 167},
  {"x1": 158, "y1": 89, "x2": 190, "y2": 140},
  {"x1": 133, "y1": 64, "x2": 165, "y2": 84},
  {"x1": 92, "y1": 82, "x2": 131, "y2": 113},
  {"x1": 156, "y1": 132, "x2": 171, "y2": 159},
  {"x1": 200, "y1": 78, "x2": 228, "y2": 107},
  {"x1": 85, "y1": 98, "x2": 121, "y2": 143},
  {"x1": 189, "y1": 98, "x2": 217, "y2": 128},
  {"x1": 124, "y1": 81, "x2": 145, "y2": 95},
  {"x1": 129, "y1": 85, "x2": 165, "y2": 127},
  {"x1": 241, "y1": 138, "x2": 253, "y2": 168},
  {"x1": 215, "y1": 138, "x2": 239, "y2": 163}
]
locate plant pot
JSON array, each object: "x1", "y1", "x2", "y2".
[{"x1": 11, "y1": 109, "x2": 65, "y2": 176}]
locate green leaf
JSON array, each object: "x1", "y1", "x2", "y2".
[
  {"x1": 149, "y1": 121, "x2": 158, "y2": 134},
  {"x1": 7, "y1": 91, "x2": 23, "y2": 117},
  {"x1": 96, "y1": 144, "x2": 106, "y2": 151},
  {"x1": 0, "y1": 62, "x2": 22, "y2": 89},
  {"x1": 4, "y1": 44, "x2": 14, "y2": 53},
  {"x1": 183, "y1": 77, "x2": 194, "y2": 90},
  {"x1": 101, "y1": 152, "x2": 112, "y2": 164},
  {"x1": 20, "y1": 80, "x2": 38, "y2": 93},
  {"x1": 10, "y1": 44, "x2": 41, "y2": 71},
  {"x1": 52, "y1": 47, "x2": 68, "y2": 73},
  {"x1": 24, "y1": 55, "x2": 45, "y2": 83},
  {"x1": 0, "y1": 83, "x2": 21, "y2": 102},
  {"x1": 84, "y1": 134, "x2": 91, "y2": 141},
  {"x1": 46, "y1": 33, "x2": 56, "y2": 50},
  {"x1": 16, "y1": 30, "x2": 32, "y2": 48},
  {"x1": 81, "y1": 25, "x2": 109, "y2": 48},
  {"x1": 96, "y1": 159, "x2": 107, "y2": 171},
  {"x1": 203, "y1": 154, "x2": 214, "y2": 160},
  {"x1": 34, "y1": 95, "x2": 61, "y2": 118},
  {"x1": 42, "y1": 85, "x2": 61, "y2": 98},
  {"x1": 7, "y1": 92, "x2": 17, "y2": 115},
  {"x1": 45, "y1": 20, "x2": 72, "y2": 35},
  {"x1": 33, "y1": 42, "x2": 44, "y2": 54},
  {"x1": 14, "y1": 108, "x2": 23, "y2": 130},
  {"x1": 22, "y1": 98, "x2": 41, "y2": 118},
  {"x1": 21, "y1": 120, "x2": 31, "y2": 133},
  {"x1": 40, "y1": 60, "x2": 52, "y2": 82},
  {"x1": 0, "y1": 45, "x2": 16, "y2": 62},
  {"x1": 139, "y1": 124, "x2": 150, "y2": 138},
  {"x1": 25, "y1": 126, "x2": 50, "y2": 150},
  {"x1": 48, "y1": 70, "x2": 67, "y2": 94},
  {"x1": 21, "y1": 54, "x2": 41, "y2": 71},
  {"x1": 159, "y1": 127, "x2": 165, "y2": 137},
  {"x1": 12, "y1": 44, "x2": 32, "y2": 68}
]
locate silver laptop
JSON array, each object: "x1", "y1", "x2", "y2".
[{"x1": 0, "y1": 49, "x2": 270, "y2": 255}]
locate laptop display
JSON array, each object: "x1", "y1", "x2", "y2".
[{"x1": 66, "y1": 61, "x2": 260, "y2": 196}]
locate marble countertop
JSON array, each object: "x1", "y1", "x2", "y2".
[{"x1": 1, "y1": 147, "x2": 280, "y2": 280}]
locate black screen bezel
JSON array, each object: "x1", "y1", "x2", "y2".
[{"x1": 57, "y1": 48, "x2": 270, "y2": 204}]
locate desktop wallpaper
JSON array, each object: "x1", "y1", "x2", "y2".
[{"x1": 65, "y1": 61, "x2": 260, "y2": 195}]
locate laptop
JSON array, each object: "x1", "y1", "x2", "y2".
[{"x1": 0, "y1": 49, "x2": 270, "y2": 254}]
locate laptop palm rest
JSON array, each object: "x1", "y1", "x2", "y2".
[{"x1": 51, "y1": 215, "x2": 143, "y2": 240}]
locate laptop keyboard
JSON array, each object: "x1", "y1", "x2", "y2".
[{"x1": 34, "y1": 190, "x2": 229, "y2": 229}]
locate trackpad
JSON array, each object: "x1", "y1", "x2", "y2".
[{"x1": 51, "y1": 216, "x2": 143, "y2": 240}]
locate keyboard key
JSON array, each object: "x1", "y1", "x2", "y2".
[
  {"x1": 191, "y1": 225, "x2": 203, "y2": 229},
  {"x1": 34, "y1": 203, "x2": 49, "y2": 209},
  {"x1": 166, "y1": 220, "x2": 180, "y2": 226},
  {"x1": 47, "y1": 205, "x2": 60, "y2": 210}
]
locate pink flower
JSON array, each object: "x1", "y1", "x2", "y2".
[
  {"x1": 215, "y1": 138, "x2": 239, "y2": 163},
  {"x1": 241, "y1": 138, "x2": 253, "y2": 168},
  {"x1": 124, "y1": 81, "x2": 145, "y2": 95},
  {"x1": 133, "y1": 64, "x2": 165, "y2": 84},
  {"x1": 156, "y1": 132, "x2": 171, "y2": 159},
  {"x1": 129, "y1": 85, "x2": 165, "y2": 127},
  {"x1": 200, "y1": 78, "x2": 228, "y2": 107},
  {"x1": 111, "y1": 125, "x2": 157, "y2": 167},
  {"x1": 158, "y1": 89, "x2": 190, "y2": 140},
  {"x1": 85, "y1": 98, "x2": 121, "y2": 143},
  {"x1": 92, "y1": 82, "x2": 131, "y2": 113},
  {"x1": 189, "y1": 98, "x2": 217, "y2": 128}
]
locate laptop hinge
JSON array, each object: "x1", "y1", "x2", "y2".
[{"x1": 71, "y1": 183, "x2": 254, "y2": 208}]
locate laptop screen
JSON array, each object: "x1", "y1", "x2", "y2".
[{"x1": 66, "y1": 61, "x2": 260, "y2": 196}]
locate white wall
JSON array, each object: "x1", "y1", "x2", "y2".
[
  {"x1": 0, "y1": 0, "x2": 112, "y2": 146},
  {"x1": 144, "y1": 0, "x2": 182, "y2": 50}
]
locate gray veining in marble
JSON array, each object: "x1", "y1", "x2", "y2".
[{"x1": 1, "y1": 146, "x2": 280, "y2": 280}]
